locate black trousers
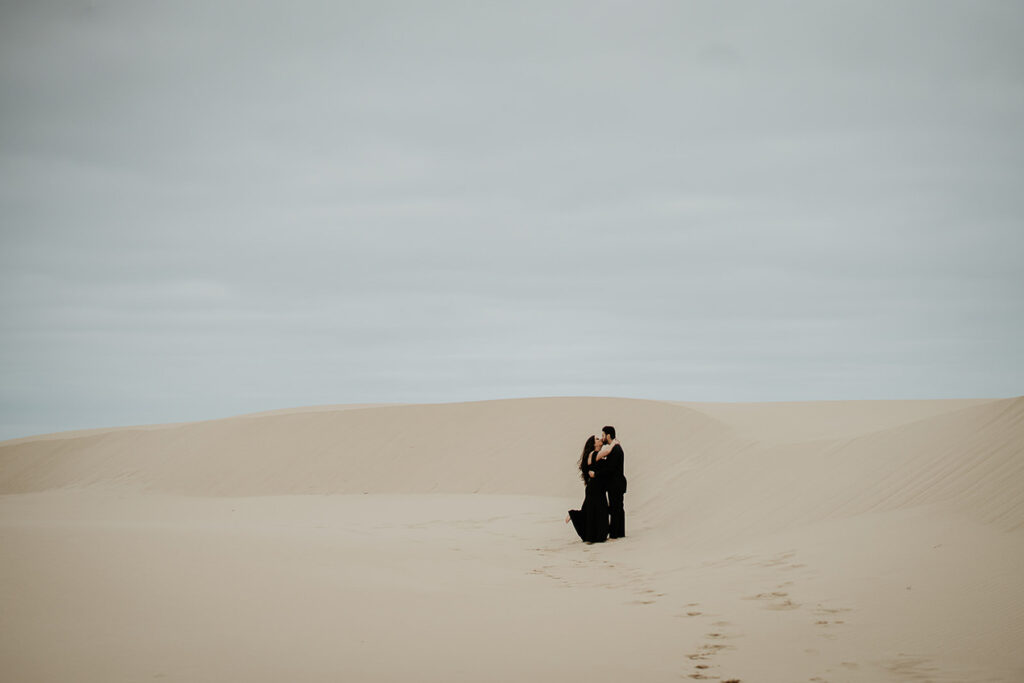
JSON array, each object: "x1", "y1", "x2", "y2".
[{"x1": 607, "y1": 487, "x2": 625, "y2": 538}]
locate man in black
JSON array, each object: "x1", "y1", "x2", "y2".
[{"x1": 599, "y1": 425, "x2": 627, "y2": 538}]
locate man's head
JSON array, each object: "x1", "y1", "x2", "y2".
[{"x1": 602, "y1": 425, "x2": 616, "y2": 443}]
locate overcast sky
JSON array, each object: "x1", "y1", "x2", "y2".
[{"x1": 1, "y1": 1, "x2": 1022, "y2": 439}]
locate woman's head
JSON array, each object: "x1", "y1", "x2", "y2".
[{"x1": 578, "y1": 435, "x2": 597, "y2": 480}]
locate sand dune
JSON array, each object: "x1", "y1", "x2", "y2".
[
  {"x1": 2, "y1": 397, "x2": 1022, "y2": 682},
  {"x1": 0, "y1": 397, "x2": 739, "y2": 498}
]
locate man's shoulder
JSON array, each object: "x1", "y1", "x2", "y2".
[{"x1": 611, "y1": 443, "x2": 624, "y2": 456}]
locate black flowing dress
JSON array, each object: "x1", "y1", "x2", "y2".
[{"x1": 568, "y1": 451, "x2": 609, "y2": 543}]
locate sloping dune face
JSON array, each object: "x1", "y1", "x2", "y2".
[
  {"x1": 652, "y1": 397, "x2": 1024, "y2": 542},
  {"x1": 2, "y1": 397, "x2": 1023, "y2": 683}
]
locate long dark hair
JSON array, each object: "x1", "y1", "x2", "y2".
[{"x1": 578, "y1": 435, "x2": 596, "y2": 482}]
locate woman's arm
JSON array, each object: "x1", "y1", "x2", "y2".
[
  {"x1": 586, "y1": 450, "x2": 599, "y2": 479},
  {"x1": 594, "y1": 444, "x2": 613, "y2": 460}
]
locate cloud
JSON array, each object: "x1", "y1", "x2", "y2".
[{"x1": 1, "y1": 1, "x2": 1022, "y2": 438}]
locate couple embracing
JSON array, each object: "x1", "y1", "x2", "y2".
[{"x1": 565, "y1": 426, "x2": 627, "y2": 543}]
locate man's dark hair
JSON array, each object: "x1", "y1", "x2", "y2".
[{"x1": 602, "y1": 425, "x2": 616, "y2": 439}]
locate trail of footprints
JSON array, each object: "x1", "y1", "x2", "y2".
[
  {"x1": 677, "y1": 550, "x2": 856, "y2": 682},
  {"x1": 811, "y1": 604, "x2": 852, "y2": 642},
  {"x1": 530, "y1": 547, "x2": 854, "y2": 682},
  {"x1": 528, "y1": 546, "x2": 668, "y2": 604},
  {"x1": 677, "y1": 603, "x2": 742, "y2": 681}
]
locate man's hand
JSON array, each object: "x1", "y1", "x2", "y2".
[{"x1": 588, "y1": 471, "x2": 596, "y2": 478}]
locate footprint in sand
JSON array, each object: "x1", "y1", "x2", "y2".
[
  {"x1": 687, "y1": 667, "x2": 738, "y2": 681},
  {"x1": 755, "y1": 550, "x2": 798, "y2": 567},
  {"x1": 742, "y1": 590, "x2": 800, "y2": 610},
  {"x1": 686, "y1": 643, "x2": 730, "y2": 660},
  {"x1": 813, "y1": 605, "x2": 852, "y2": 631},
  {"x1": 885, "y1": 654, "x2": 939, "y2": 678},
  {"x1": 766, "y1": 598, "x2": 800, "y2": 610},
  {"x1": 704, "y1": 630, "x2": 743, "y2": 641},
  {"x1": 701, "y1": 554, "x2": 753, "y2": 568},
  {"x1": 629, "y1": 587, "x2": 660, "y2": 604},
  {"x1": 689, "y1": 673, "x2": 740, "y2": 682},
  {"x1": 814, "y1": 605, "x2": 852, "y2": 615},
  {"x1": 675, "y1": 602, "x2": 707, "y2": 618}
]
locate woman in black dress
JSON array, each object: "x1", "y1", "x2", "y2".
[{"x1": 565, "y1": 435, "x2": 609, "y2": 543}]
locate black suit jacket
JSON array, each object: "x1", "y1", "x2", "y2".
[{"x1": 603, "y1": 444, "x2": 627, "y2": 494}]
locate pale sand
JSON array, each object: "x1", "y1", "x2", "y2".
[{"x1": 1, "y1": 396, "x2": 1022, "y2": 682}]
